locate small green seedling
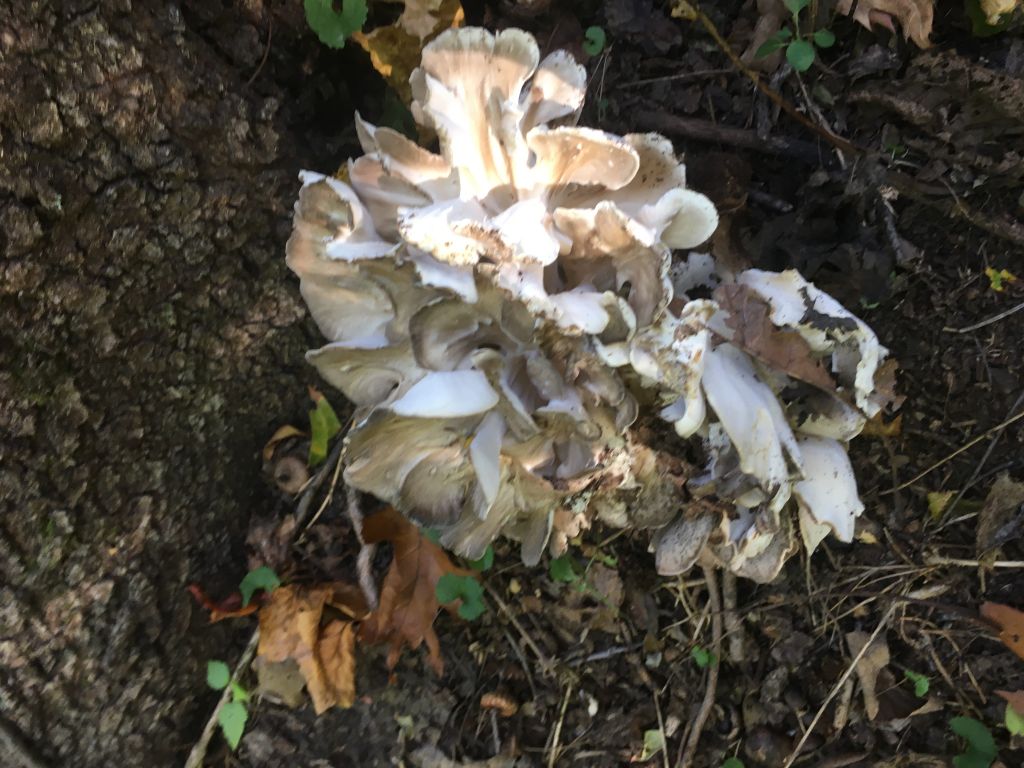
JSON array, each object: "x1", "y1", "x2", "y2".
[
  {"x1": 467, "y1": 545, "x2": 494, "y2": 572},
  {"x1": 639, "y1": 728, "x2": 664, "y2": 761},
  {"x1": 1006, "y1": 703, "x2": 1024, "y2": 736},
  {"x1": 304, "y1": 0, "x2": 367, "y2": 49},
  {"x1": 691, "y1": 644, "x2": 717, "y2": 669},
  {"x1": 950, "y1": 716, "x2": 997, "y2": 768},
  {"x1": 721, "y1": 759, "x2": 746, "y2": 768},
  {"x1": 548, "y1": 554, "x2": 580, "y2": 584},
  {"x1": 904, "y1": 669, "x2": 930, "y2": 698},
  {"x1": 583, "y1": 26, "x2": 607, "y2": 56},
  {"x1": 207, "y1": 660, "x2": 250, "y2": 750},
  {"x1": 308, "y1": 389, "x2": 342, "y2": 466},
  {"x1": 756, "y1": 0, "x2": 835, "y2": 73},
  {"x1": 239, "y1": 566, "x2": 281, "y2": 607},
  {"x1": 436, "y1": 573, "x2": 486, "y2": 620}
]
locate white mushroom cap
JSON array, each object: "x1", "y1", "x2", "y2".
[{"x1": 793, "y1": 435, "x2": 864, "y2": 549}]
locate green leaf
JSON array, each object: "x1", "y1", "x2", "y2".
[
  {"x1": 230, "y1": 680, "x2": 250, "y2": 703},
  {"x1": 239, "y1": 566, "x2": 281, "y2": 607},
  {"x1": 304, "y1": 0, "x2": 368, "y2": 49},
  {"x1": 468, "y1": 545, "x2": 494, "y2": 572},
  {"x1": 308, "y1": 391, "x2": 342, "y2": 466},
  {"x1": 755, "y1": 29, "x2": 792, "y2": 58},
  {"x1": 950, "y1": 716, "x2": 997, "y2": 768},
  {"x1": 218, "y1": 700, "x2": 248, "y2": 750},
  {"x1": 1006, "y1": 703, "x2": 1024, "y2": 736},
  {"x1": 549, "y1": 555, "x2": 579, "y2": 583},
  {"x1": 813, "y1": 28, "x2": 836, "y2": 48},
  {"x1": 421, "y1": 526, "x2": 441, "y2": 543},
  {"x1": 640, "y1": 729, "x2": 664, "y2": 761},
  {"x1": 435, "y1": 572, "x2": 465, "y2": 604},
  {"x1": 783, "y1": 0, "x2": 810, "y2": 15},
  {"x1": 722, "y1": 759, "x2": 745, "y2": 768},
  {"x1": 904, "y1": 669, "x2": 930, "y2": 698},
  {"x1": 786, "y1": 40, "x2": 816, "y2": 72},
  {"x1": 436, "y1": 573, "x2": 486, "y2": 620},
  {"x1": 583, "y1": 26, "x2": 607, "y2": 56},
  {"x1": 207, "y1": 660, "x2": 230, "y2": 690},
  {"x1": 691, "y1": 645, "x2": 716, "y2": 669}
]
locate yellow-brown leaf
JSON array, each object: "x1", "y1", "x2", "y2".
[{"x1": 981, "y1": 602, "x2": 1024, "y2": 661}]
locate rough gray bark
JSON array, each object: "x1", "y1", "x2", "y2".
[{"x1": 0, "y1": 1, "x2": 348, "y2": 764}]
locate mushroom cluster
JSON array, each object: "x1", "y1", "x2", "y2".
[{"x1": 287, "y1": 27, "x2": 895, "y2": 582}]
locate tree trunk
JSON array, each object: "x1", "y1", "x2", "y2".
[{"x1": 0, "y1": 1, "x2": 363, "y2": 764}]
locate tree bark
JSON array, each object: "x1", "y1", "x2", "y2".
[{"x1": 0, "y1": 1, "x2": 360, "y2": 764}]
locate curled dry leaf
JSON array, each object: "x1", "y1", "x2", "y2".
[
  {"x1": 257, "y1": 583, "x2": 368, "y2": 713},
  {"x1": 980, "y1": 601, "x2": 1024, "y2": 661},
  {"x1": 715, "y1": 283, "x2": 835, "y2": 392},
  {"x1": 358, "y1": 506, "x2": 471, "y2": 677},
  {"x1": 836, "y1": 0, "x2": 934, "y2": 49},
  {"x1": 187, "y1": 583, "x2": 260, "y2": 623},
  {"x1": 352, "y1": 0, "x2": 464, "y2": 104}
]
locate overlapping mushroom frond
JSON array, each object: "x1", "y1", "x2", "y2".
[{"x1": 287, "y1": 27, "x2": 896, "y2": 581}]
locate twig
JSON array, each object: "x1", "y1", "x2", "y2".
[
  {"x1": 925, "y1": 555, "x2": 1024, "y2": 569},
  {"x1": 883, "y1": 409, "x2": 1024, "y2": 493},
  {"x1": 618, "y1": 68, "x2": 733, "y2": 87},
  {"x1": 483, "y1": 581, "x2": 555, "y2": 675},
  {"x1": 780, "y1": 602, "x2": 897, "y2": 768},
  {"x1": 677, "y1": 565, "x2": 722, "y2": 768},
  {"x1": 245, "y1": 14, "x2": 272, "y2": 86},
  {"x1": 635, "y1": 110, "x2": 828, "y2": 165},
  {"x1": 944, "y1": 300, "x2": 1024, "y2": 334},
  {"x1": 547, "y1": 681, "x2": 574, "y2": 768},
  {"x1": 294, "y1": 437, "x2": 345, "y2": 529},
  {"x1": 721, "y1": 570, "x2": 744, "y2": 663},
  {"x1": 653, "y1": 687, "x2": 671, "y2": 768},
  {"x1": 184, "y1": 630, "x2": 261, "y2": 768}
]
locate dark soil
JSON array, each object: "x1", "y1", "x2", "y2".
[{"x1": 1, "y1": 1, "x2": 1022, "y2": 767}]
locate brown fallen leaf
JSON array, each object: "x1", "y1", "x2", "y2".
[
  {"x1": 836, "y1": 0, "x2": 933, "y2": 49},
  {"x1": 976, "y1": 473, "x2": 1024, "y2": 558},
  {"x1": 358, "y1": 506, "x2": 470, "y2": 677},
  {"x1": 980, "y1": 601, "x2": 1024, "y2": 661},
  {"x1": 352, "y1": 0, "x2": 464, "y2": 105},
  {"x1": 187, "y1": 584, "x2": 260, "y2": 623},
  {"x1": 715, "y1": 283, "x2": 836, "y2": 392},
  {"x1": 861, "y1": 411, "x2": 903, "y2": 438},
  {"x1": 996, "y1": 689, "x2": 1024, "y2": 714},
  {"x1": 846, "y1": 630, "x2": 891, "y2": 720},
  {"x1": 258, "y1": 583, "x2": 368, "y2": 713}
]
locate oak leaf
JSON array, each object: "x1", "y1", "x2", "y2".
[
  {"x1": 358, "y1": 506, "x2": 471, "y2": 677},
  {"x1": 836, "y1": 0, "x2": 933, "y2": 49},
  {"x1": 980, "y1": 601, "x2": 1024, "y2": 661},
  {"x1": 715, "y1": 283, "x2": 836, "y2": 391},
  {"x1": 257, "y1": 583, "x2": 367, "y2": 713}
]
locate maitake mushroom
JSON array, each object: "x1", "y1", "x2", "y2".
[{"x1": 287, "y1": 27, "x2": 896, "y2": 582}]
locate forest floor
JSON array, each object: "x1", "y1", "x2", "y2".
[{"x1": 167, "y1": 1, "x2": 1023, "y2": 766}]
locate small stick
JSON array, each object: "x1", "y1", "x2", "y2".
[
  {"x1": 483, "y1": 582, "x2": 554, "y2": 675},
  {"x1": 547, "y1": 681, "x2": 574, "y2": 768},
  {"x1": 653, "y1": 688, "x2": 671, "y2": 768},
  {"x1": 925, "y1": 555, "x2": 1024, "y2": 569},
  {"x1": 721, "y1": 570, "x2": 744, "y2": 663},
  {"x1": 944, "y1": 300, "x2": 1024, "y2": 334},
  {"x1": 184, "y1": 630, "x2": 261, "y2": 768},
  {"x1": 883, "y1": 409, "x2": 1024, "y2": 493},
  {"x1": 0, "y1": 718, "x2": 47, "y2": 768},
  {"x1": 780, "y1": 602, "x2": 897, "y2": 768},
  {"x1": 677, "y1": 565, "x2": 722, "y2": 768}
]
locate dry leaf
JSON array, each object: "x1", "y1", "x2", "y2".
[
  {"x1": 257, "y1": 583, "x2": 368, "y2": 713},
  {"x1": 836, "y1": 0, "x2": 933, "y2": 49},
  {"x1": 255, "y1": 657, "x2": 306, "y2": 708},
  {"x1": 981, "y1": 602, "x2": 1024, "y2": 661},
  {"x1": 352, "y1": 0, "x2": 464, "y2": 105},
  {"x1": 861, "y1": 412, "x2": 902, "y2": 438},
  {"x1": 976, "y1": 473, "x2": 1024, "y2": 558},
  {"x1": 981, "y1": 0, "x2": 1021, "y2": 23},
  {"x1": 262, "y1": 424, "x2": 306, "y2": 463},
  {"x1": 996, "y1": 689, "x2": 1024, "y2": 714},
  {"x1": 358, "y1": 506, "x2": 469, "y2": 677},
  {"x1": 715, "y1": 283, "x2": 836, "y2": 391},
  {"x1": 187, "y1": 583, "x2": 260, "y2": 622},
  {"x1": 846, "y1": 630, "x2": 891, "y2": 720}
]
